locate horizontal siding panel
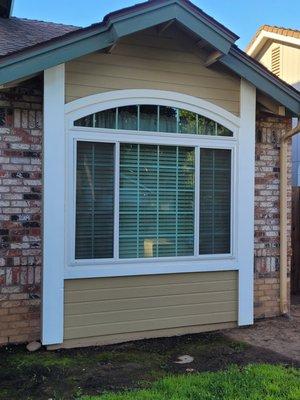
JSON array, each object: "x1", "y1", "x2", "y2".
[
  {"x1": 65, "y1": 271, "x2": 237, "y2": 291},
  {"x1": 65, "y1": 279, "x2": 237, "y2": 303},
  {"x1": 66, "y1": 62, "x2": 240, "y2": 92},
  {"x1": 65, "y1": 290, "x2": 237, "y2": 315},
  {"x1": 66, "y1": 53, "x2": 238, "y2": 84},
  {"x1": 65, "y1": 300, "x2": 237, "y2": 328},
  {"x1": 66, "y1": 73, "x2": 240, "y2": 103},
  {"x1": 64, "y1": 271, "x2": 238, "y2": 341},
  {"x1": 65, "y1": 28, "x2": 240, "y2": 115},
  {"x1": 65, "y1": 310, "x2": 237, "y2": 339}
]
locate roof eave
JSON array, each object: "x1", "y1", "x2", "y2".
[
  {"x1": 0, "y1": 0, "x2": 238, "y2": 84},
  {"x1": 221, "y1": 47, "x2": 300, "y2": 116}
]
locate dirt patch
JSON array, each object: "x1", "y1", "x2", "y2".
[
  {"x1": 0, "y1": 331, "x2": 299, "y2": 400},
  {"x1": 225, "y1": 301, "x2": 300, "y2": 362}
]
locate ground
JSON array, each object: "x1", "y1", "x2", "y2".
[
  {"x1": 0, "y1": 330, "x2": 299, "y2": 400},
  {"x1": 1, "y1": 301, "x2": 300, "y2": 399},
  {"x1": 225, "y1": 297, "x2": 300, "y2": 362}
]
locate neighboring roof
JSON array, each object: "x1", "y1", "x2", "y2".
[
  {"x1": 247, "y1": 25, "x2": 300, "y2": 57},
  {"x1": 0, "y1": 0, "x2": 13, "y2": 18},
  {"x1": 0, "y1": 17, "x2": 79, "y2": 56},
  {"x1": 0, "y1": 0, "x2": 299, "y2": 115}
]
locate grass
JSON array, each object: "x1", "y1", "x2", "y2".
[{"x1": 80, "y1": 364, "x2": 300, "y2": 400}]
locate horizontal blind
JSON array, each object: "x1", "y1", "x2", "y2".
[
  {"x1": 119, "y1": 144, "x2": 195, "y2": 258},
  {"x1": 75, "y1": 141, "x2": 114, "y2": 259},
  {"x1": 199, "y1": 148, "x2": 231, "y2": 254}
]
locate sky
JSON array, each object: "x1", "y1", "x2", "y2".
[{"x1": 13, "y1": 0, "x2": 300, "y2": 49}]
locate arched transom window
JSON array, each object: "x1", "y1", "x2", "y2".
[{"x1": 74, "y1": 105, "x2": 233, "y2": 137}]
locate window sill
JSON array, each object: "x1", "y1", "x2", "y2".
[{"x1": 64, "y1": 257, "x2": 238, "y2": 279}]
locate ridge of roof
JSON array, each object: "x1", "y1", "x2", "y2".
[
  {"x1": 246, "y1": 24, "x2": 300, "y2": 52},
  {"x1": 102, "y1": 0, "x2": 239, "y2": 42},
  {"x1": 0, "y1": 0, "x2": 239, "y2": 60}
]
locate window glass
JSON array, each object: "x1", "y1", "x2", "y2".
[
  {"x1": 75, "y1": 142, "x2": 114, "y2": 259},
  {"x1": 199, "y1": 148, "x2": 231, "y2": 254},
  {"x1": 119, "y1": 144, "x2": 195, "y2": 258},
  {"x1": 159, "y1": 106, "x2": 177, "y2": 133},
  {"x1": 95, "y1": 108, "x2": 116, "y2": 129},
  {"x1": 74, "y1": 114, "x2": 94, "y2": 127},
  {"x1": 178, "y1": 109, "x2": 197, "y2": 134},
  {"x1": 118, "y1": 106, "x2": 138, "y2": 130},
  {"x1": 139, "y1": 105, "x2": 158, "y2": 132}
]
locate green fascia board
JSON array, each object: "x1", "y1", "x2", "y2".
[
  {"x1": 0, "y1": 29, "x2": 115, "y2": 85},
  {"x1": 0, "y1": 0, "x2": 235, "y2": 85},
  {"x1": 221, "y1": 49, "x2": 300, "y2": 116}
]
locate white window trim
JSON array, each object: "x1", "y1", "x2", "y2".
[
  {"x1": 42, "y1": 84, "x2": 255, "y2": 345},
  {"x1": 65, "y1": 91, "x2": 239, "y2": 279}
]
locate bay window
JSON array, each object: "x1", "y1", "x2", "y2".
[{"x1": 72, "y1": 104, "x2": 234, "y2": 264}]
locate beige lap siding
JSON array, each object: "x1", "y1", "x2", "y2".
[
  {"x1": 65, "y1": 27, "x2": 240, "y2": 115},
  {"x1": 63, "y1": 271, "x2": 238, "y2": 346}
]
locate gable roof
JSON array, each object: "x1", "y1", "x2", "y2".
[
  {"x1": 0, "y1": 0, "x2": 299, "y2": 115},
  {"x1": 0, "y1": 17, "x2": 78, "y2": 56},
  {"x1": 247, "y1": 24, "x2": 300, "y2": 57}
]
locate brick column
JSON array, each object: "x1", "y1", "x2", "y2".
[
  {"x1": 254, "y1": 112, "x2": 292, "y2": 318},
  {"x1": 0, "y1": 81, "x2": 42, "y2": 344}
]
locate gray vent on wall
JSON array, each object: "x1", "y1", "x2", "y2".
[{"x1": 271, "y1": 46, "x2": 281, "y2": 77}]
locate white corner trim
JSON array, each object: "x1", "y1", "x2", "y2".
[
  {"x1": 237, "y1": 79, "x2": 256, "y2": 326},
  {"x1": 65, "y1": 89, "x2": 240, "y2": 131},
  {"x1": 42, "y1": 64, "x2": 65, "y2": 346},
  {"x1": 247, "y1": 30, "x2": 300, "y2": 57}
]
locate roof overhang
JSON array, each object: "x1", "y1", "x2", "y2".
[
  {"x1": 247, "y1": 30, "x2": 300, "y2": 58},
  {"x1": 221, "y1": 46, "x2": 300, "y2": 115},
  {"x1": 0, "y1": 0, "x2": 14, "y2": 18},
  {"x1": 0, "y1": 0, "x2": 299, "y2": 116},
  {"x1": 0, "y1": 0, "x2": 238, "y2": 86}
]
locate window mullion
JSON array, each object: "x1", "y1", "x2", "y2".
[
  {"x1": 194, "y1": 146, "x2": 200, "y2": 256},
  {"x1": 114, "y1": 142, "x2": 120, "y2": 260}
]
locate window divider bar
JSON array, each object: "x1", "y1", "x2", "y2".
[
  {"x1": 194, "y1": 146, "x2": 200, "y2": 256},
  {"x1": 113, "y1": 142, "x2": 120, "y2": 259}
]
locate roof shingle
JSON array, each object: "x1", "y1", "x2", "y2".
[
  {"x1": 0, "y1": 17, "x2": 79, "y2": 57},
  {"x1": 246, "y1": 25, "x2": 300, "y2": 51}
]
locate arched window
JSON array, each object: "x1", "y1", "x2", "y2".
[
  {"x1": 67, "y1": 92, "x2": 237, "y2": 269},
  {"x1": 74, "y1": 105, "x2": 233, "y2": 137}
]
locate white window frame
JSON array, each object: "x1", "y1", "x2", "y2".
[{"x1": 65, "y1": 92, "x2": 239, "y2": 279}]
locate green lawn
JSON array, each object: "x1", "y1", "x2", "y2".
[{"x1": 81, "y1": 364, "x2": 300, "y2": 400}]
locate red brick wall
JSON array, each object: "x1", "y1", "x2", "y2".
[
  {"x1": 0, "y1": 80, "x2": 42, "y2": 344},
  {"x1": 254, "y1": 112, "x2": 292, "y2": 318}
]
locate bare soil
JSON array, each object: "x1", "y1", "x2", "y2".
[
  {"x1": 0, "y1": 330, "x2": 299, "y2": 400},
  {"x1": 225, "y1": 298, "x2": 300, "y2": 362}
]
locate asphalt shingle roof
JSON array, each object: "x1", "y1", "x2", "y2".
[{"x1": 0, "y1": 17, "x2": 79, "y2": 57}]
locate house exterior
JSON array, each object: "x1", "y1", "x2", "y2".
[{"x1": 0, "y1": 0, "x2": 299, "y2": 349}]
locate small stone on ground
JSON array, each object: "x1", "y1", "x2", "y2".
[{"x1": 26, "y1": 341, "x2": 42, "y2": 352}]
